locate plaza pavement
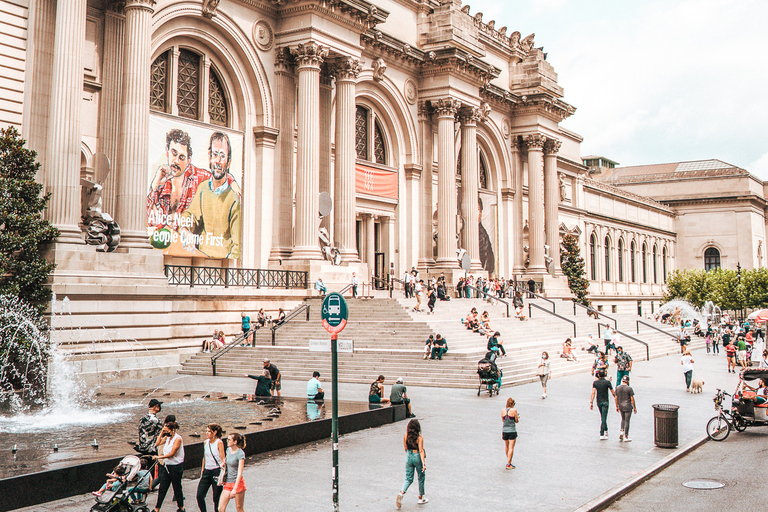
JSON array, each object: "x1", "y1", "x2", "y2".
[{"x1": 15, "y1": 346, "x2": 756, "y2": 512}]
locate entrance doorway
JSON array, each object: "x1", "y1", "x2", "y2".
[{"x1": 375, "y1": 252, "x2": 386, "y2": 288}]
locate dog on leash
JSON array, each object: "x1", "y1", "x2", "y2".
[{"x1": 689, "y1": 377, "x2": 705, "y2": 394}]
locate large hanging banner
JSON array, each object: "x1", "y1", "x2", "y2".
[
  {"x1": 355, "y1": 164, "x2": 398, "y2": 199},
  {"x1": 479, "y1": 192, "x2": 497, "y2": 275},
  {"x1": 146, "y1": 115, "x2": 244, "y2": 259}
]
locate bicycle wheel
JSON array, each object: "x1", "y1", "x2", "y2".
[
  {"x1": 732, "y1": 415, "x2": 747, "y2": 432},
  {"x1": 706, "y1": 415, "x2": 731, "y2": 441}
]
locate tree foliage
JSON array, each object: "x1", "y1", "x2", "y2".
[
  {"x1": 0, "y1": 127, "x2": 59, "y2": 311},
  {"x1": 663, "y1": 267, "x2": 768, "y2": 311},
  {"x1": 560, "y1": 234, "x2": 591, "y2": 306}
]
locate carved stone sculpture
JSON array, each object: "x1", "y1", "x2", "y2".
[
  {"x1": 80, "y1": 179, "x2": 121, "y2": 252},
  {"x1": 202, "y1": 0, "x2": 220, "y2": 18},
  {"x1": 372, "y1": 58, "x2": 387, "y2": 82}
]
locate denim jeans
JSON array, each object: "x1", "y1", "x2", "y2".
[
  {"x1": 401, "y1": 451, "x2": 425, "y2": 496},
  {"x1": 196, "y1": 467, "x2": 223, "y2": 512},
  {"x1": 684, "y1": 370, "x2": 693, "y2": 389},
  {"x1": 617, "y1": 370, "x2": 629, "y2": 384},
  {"x1": 597, "y1": 401, "x2": 609, "y2": 435},
  {"x1": 620, "y1": 410, "x2": 633, "y2": 437}
]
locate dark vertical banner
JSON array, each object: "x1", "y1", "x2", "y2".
[
  {"x1": 479, "y1": 192, "x2": 497, "y2": 274},
  {"x1": 146, "y1": 115, "x2": 244, "y2": 259}
]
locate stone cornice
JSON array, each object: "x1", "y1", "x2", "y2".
[
  {"x1": 480, "y1": 82, "x2": 518, "y2": 110},
  {"x1": 584, "y1": 178, "x2": 673, "y2": 213},
  {"x1": 512, "y1": 93, "x2": 576, "y2": 122},
  {"x1": 605, "y1": 167, "x2": 750, "y2": 185},
  {"x1": 660, "y1": 194, "x2": 768, "y2": 209},
  {"x1": 361, "y1": 29, "x2": 425, "y2": 66},
  {"x1": 460, "y1": 5, "x2": 534, "y2": 60},
  {"x1": 273, "y1": 0, "x2": 388, "y2": 31},
  {"x1": 420, "y1": 47, "x2": 501, "y2": 85}
]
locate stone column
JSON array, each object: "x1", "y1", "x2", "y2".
[
  {"x1": 116, "y1": 0, "x2": 155, "y2": 248},
  {"x1": 291, "y1": 42, "x2": 327, "y2": 261},
  {"x1": 44, "y1": 0, "x2": 88, "y2": 243},
  {"x1": 512, "y1": 138, "x2": 525, "y2": 273},
  {"x1": 525, "y1": 133, "x2": 546, "y2": 273},
  {"x1": 99, "y1": 8, "x2": 124, "y2": 217},
  {"x1": 459, "y1": 107, "x2": 481, "y2": 271},
  {"x1": 543, "y1": 138, "x2": 562, "y2": 273},
  {"x1": 365, "y1": 214, "x2": 376, "y2": 278},
  {"x1": 434, "y1": 98, "x2": 460, "y2": 269},
  {"x1": 417, "y1": 102, "x2": 435, "y2": 269},
  {"x1": 319, "y1": 65, "x2": 333, "y2": 236},
  {"x1": 269, "y1": 48, "x2": 295, "y2": 263},
  {"x1": 333, "y1": 57, "x2": 361, "y2": 262}
]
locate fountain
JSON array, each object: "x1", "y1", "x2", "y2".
[
  {"x1": 656, "y1": 299, "x2": 707, "y2": 325},
  {"x1": 0, "y1": 294, "x2": 404, "y2": 510}
]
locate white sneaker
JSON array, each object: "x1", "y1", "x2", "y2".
[
  {"x1": 541, "y1": 393, "x2": 547, "y2": 399},
  {"x1": 397, "y1": 492, "x2": 403, "y2": 509},
  {"x1": 623, "y1": 438, "x2": 632, "y2": 442},
  {"x1": 619, "y1": 431, "x2": 624, "y2": 442},
  {"x1": 418, "y1": 497, "x2": 429, "y2": 505}
]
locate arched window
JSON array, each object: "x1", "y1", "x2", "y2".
[
  {"x1": 662, "y1": 246, "x2": 668, "y2": 283},
  {"x1": 704, "y1": 247, "x2": 721, "y2": 271},
  {"x1": 479, "y1": 153, "x2": 489, "y2": 190},
  {"x1": 630, "y1": 241, "x2": 636, "y2": 282},
  {"x1": 653, "y1": 245, "x2": 658, "y2": 284},
  {"x1": 604, "y1": 236, "x2": 611, "y2": 281},
  {"x1": 618, "y1": 239, "x2": 624, "y2": 282},
  {"x1": 590, "y1": 234, "x2": 597, "y2": 280},
  {"x1": 355, "y1": 105, "x2": 387, "y2": 164},
  {"x1": 150, "y1": 48, "x2": 230, "y2": 127},
  {"x1": 642, "y1": 243, "x2": 648, "y2": 283}
]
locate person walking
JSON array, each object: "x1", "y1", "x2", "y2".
[
  {"x1": 603, "y1": 326, "x2": 615, "y2": 355},
  {"x1": 536, "y1": 352, "x2": 551, "y2": 399},
  {"x1": 501, "y1": 398, "x2": 519, "y2": 469},
  {"x1": 218, "y1": 433, "x2": 246, "y2": 512},
  {"x1": 590, "y1": 370, "x2": 615, "y2": 440},
  {"x1": 197, "y1": 424, "x2": 226, "y2": 512},
  {"x1": 725, "y1": 341, "x2": 737, "y2": 373},
  {"x1": 614, "y1": 346, "x2": 633, "y2": 383},
  {"x1": 427, "y1": 285, "x2": 436, "y2": 314},
  {"x1": 240, "y1": 312, "x2": 252, "y2": 346},
  {"x1": 350, "y1": 272, "x2": 359, "y2": 298},
  {"x1": 396, "y1": 419, "x2": 427, "y2": 508},
  {"x1": 614, "y1": 376, "x2": 637, "y2": 442},
  {"x1": 152, "y1": 421, "x2": 185, "y2": 512},
  {"x1": 681, "y1": 349, "x2": 695, "y2": 391},
  {"x1": 412, "y1": 280, "x2": 424, "y2": 312}
]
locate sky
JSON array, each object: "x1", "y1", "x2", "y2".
[{"x1": 468, "y1": 0, "x2": 768, "y2": 177}]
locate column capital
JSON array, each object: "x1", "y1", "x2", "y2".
[
  {"x1": 544, "y1": 138, "x2": 562, "y2": 155},
  {"x1": 432, "y1": 98, "x2": 461, "y2": 117},
  {"x1": 123, "y1": 0, "x2": 155, "y2": 13},
  {"x1": 293, "y1": 41, "x2": 328, "y2": 69},
  {"x1": 458, "y1": 106, "x2": 481, "y2": 125},
  {"x1": 275, "y1": 47, "x2": 295, "y2": 72},
  {"x1": 417, "y1": 101, "x2": 433, "y2": 121},
  {"x1": 333, "y1": 56, "x2": 362, "y2": 81},
  {"x1": 523, "y1": 133, "x2": 546, "y2": 150}
]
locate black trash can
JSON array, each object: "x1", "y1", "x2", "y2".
[{"x1": 653, "y1": 404, "x2": 679, "y2": 448}]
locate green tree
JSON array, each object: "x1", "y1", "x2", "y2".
[
  {"x1": 0, "y1": 127, "x2": 59, "y2": 311},
  {"x1": 560, "y1": 234, "x2": 590, "y2": 306}
]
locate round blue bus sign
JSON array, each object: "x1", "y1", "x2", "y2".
[{"x1": 322, "y1": 292, "x2": 348, "y2": 334}]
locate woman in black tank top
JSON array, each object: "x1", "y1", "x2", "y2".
[{"x1": 396, "y1": 419, "x2": 428, "y2": 508}]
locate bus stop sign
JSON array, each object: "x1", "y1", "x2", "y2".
[{"x1": 322, "y1": 292, "x2": 348, "y2": 334}]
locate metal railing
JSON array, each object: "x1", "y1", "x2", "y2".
[
  {"x1": 211, "y1": 329, "x2": 254, "y2": 376},
  {"x1": 463, "y1": 283, "x2": 510, "y2": 318},
  {"x1": 597, "y1": 323, "x2": 650, "y2": 362},
  {"x1": 371, "y1": 276, "x2": 391, "y2": 297},
  {"x1": 514, "y1": 283, "x2": 555, "y2": 312},
  {"x1": 528, "y1": 302, "x2": 576, "y2": 337},
  {"x1": 390, "y1": 277, "x2": 406, "y2": 297},
  {"x1": 573, "y1": 302, "x2": 618, "y2": 329},
  {"x1": 165, "y1": 265, "x2": 308, "y2": 289},
  {"x1": 636, "y1": 319, "x2": 678, "y2": 339},
  {"x1": 271, "y1": 304, "x2": 311, "y2": 345}
]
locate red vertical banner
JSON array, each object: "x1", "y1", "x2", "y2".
[{"x1": 355, "y1": 164, "x2": 398, "y2": 199}]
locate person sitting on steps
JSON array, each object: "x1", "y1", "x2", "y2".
[
  {"x1": 487, "y1": 331, "x2": 506, "y2": 357},
  {"x1": 430, "y1": 335, "x2": 448, "y2": 360}
]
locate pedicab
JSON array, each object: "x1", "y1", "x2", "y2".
[{"x1": 706, "y1": 368, "x2": 768, "y2": 441}]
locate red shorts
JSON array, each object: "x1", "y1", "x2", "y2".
[{"x1": 223, "y1": 480, "x2": 247, "y2": 494}]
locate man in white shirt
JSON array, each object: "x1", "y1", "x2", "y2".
[{"x1": 413, "y1": 280, "x2": 424, "y2": 312}]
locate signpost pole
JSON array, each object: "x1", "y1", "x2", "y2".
[{"x1": 331, "y1": 331, "x2": 339, "y2": 511}]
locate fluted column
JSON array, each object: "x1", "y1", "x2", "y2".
[
  {"x1": 544, "y1": 138, "x2": 562, "y2": 273},
  {"x1": 270, "y1": 48, "x2": 295, "y2": 262},
  {"x1": 525, "y1": 133, "x2": 546, "y2": 272},
  {"x1": 512, "y1": 138, "x2": 525, "y2": 273},
  {"x1": 459, "y1": 107, "x2": 481, "y2": 270},
  {"x1": 291, "y1": 42, "x2": 327, "y2": 261},
  {"x1": 365, "y1": 214, "x2": 375, "y2": 277},
  {"x1": 99, "y1": 8, "x2": 125, "y2": 217},
  {"x1": 334, "y1": 57, "x2": 361, "y2": 262},
  {"x1": 319, "y1": 66, "x2": 333, "y2": 236},
  {"x1": 434, "y1": 98, "x2": 460, "y2": 269},
  {"x1": 45, "y1": 0, "x2": 88, "y2": 243},
  {"x1": 116, "y1": 0, "x2": 155, "y2": 248},
  {"x1": 417, "y1": 102, "x2": 435, "y2": 269}
]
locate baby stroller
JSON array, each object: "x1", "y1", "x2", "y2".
[
  {"x1": 477, "y1": 351, "x2": 502, "y2": 396},
  {"x1": 91, "y1": 455, "x2": 154, "y2": 512}
]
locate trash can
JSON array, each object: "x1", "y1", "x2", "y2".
[{"x1": 653, "y1": 404, "x2": 679, "y2": 448}]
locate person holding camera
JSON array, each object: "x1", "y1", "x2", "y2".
[{"x1": 152, "y1": 420, "x2": 186, "y2": 512}]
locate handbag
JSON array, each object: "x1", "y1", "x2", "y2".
[
  {"x1": 535, "y1": 364, "x2": 547, "y2": 376},
  {"x1": 209, "y1": 441, "x2": 225, "y2": 487}
]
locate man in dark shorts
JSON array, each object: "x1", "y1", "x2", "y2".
[
  {"x1": 590, "y1": 370, "x2": 615, "y2": 440},
  {"x1": 389, "y1": 377, "x2": 415, "y2": 418},
  {"x1": 263, "y1": 359, "x2": 281, "y2": 396}
]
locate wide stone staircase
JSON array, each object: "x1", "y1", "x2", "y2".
[{"x1": 178, "y1": 294, "x2": 703, "y2": 389}]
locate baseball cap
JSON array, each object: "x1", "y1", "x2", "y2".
[
  {"x1": 148, "y1": 398, "x2": 163, "y2": 407},
  {"x1": 396, "y1": 377, "x2": 404, "y2": 383}
]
